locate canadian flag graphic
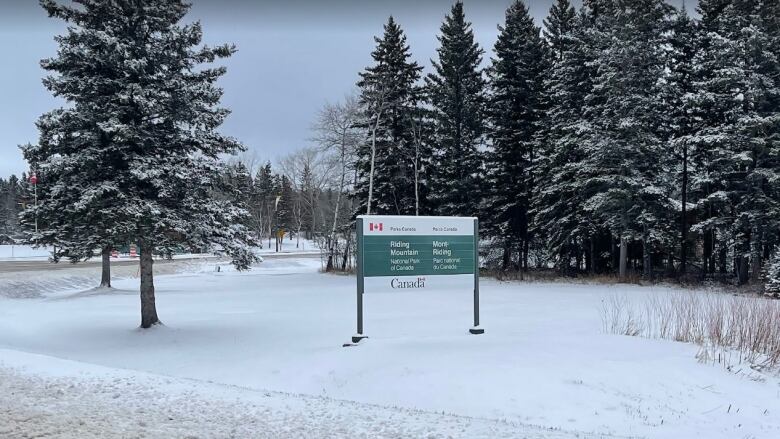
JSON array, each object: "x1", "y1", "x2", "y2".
[{"x1": 369, "y1": 222, "x2": 383, "y2": 232}]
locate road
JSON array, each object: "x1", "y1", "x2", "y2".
[{"x1": 0, "y1": 252, "x2": 320, "y2": 274}]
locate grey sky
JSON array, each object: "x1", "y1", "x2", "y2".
[{"x1": 0, "y1": 0, "x2": 689, "y2": 177}]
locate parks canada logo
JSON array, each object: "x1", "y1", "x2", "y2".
[{"x1": 390, "y1": 277, "x2": 426, "y2": 289}]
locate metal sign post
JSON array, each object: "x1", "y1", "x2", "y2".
[
  {"x1": 353, "y1": 217, "x2": 367, "y2": 343},
  {"x1": 350, "y1": 215, "x2": 483, "y2": 344},
  {"x1": 469, "y1": 218, "x2": 483, "y2": 334}
]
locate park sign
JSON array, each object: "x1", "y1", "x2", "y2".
[{"x1": 350, "y1": 215, "x2": 483, "y2": 344}]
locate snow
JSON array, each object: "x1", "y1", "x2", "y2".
[
  {"x1": 0, "y1": 244, "x2": 245, "y2": 262},
  {"x1": 0, "y1": 350, "x2": 558, "y2": 439},
  {"x1": 0, "y1": 244, "x2": 53, "y2": 261},
  {"x1": 253, "y1": 237, "x2": 321, "y2": 255},
  {"x1": 1, "y1": 258, "x2": 779, "y2": 438}
]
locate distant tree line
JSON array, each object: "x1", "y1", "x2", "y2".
[
  {"x1": 294, "y1": 0, "x2": 780, "y2": 290},
  {"x1": 0, "y1": 173, "x2": 34, "y2": 244}
]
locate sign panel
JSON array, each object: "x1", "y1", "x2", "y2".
[
  {"x1": 359, "y1": 215, "x2": 477, "y2": 282},
  {"x1": 351, "y1": 215, "x2": 483, "y2": 342}
]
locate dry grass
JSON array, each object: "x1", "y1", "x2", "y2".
[
  {"x1": 483, "y1": 269, "x2": 646, "y2": 285},
  {"x1": 601, "y1": 291, "x2": 780, "y2": 371}
]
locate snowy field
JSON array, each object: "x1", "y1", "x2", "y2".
[
  {"x1": 0, "y1": 245, "x2": 53, "y2": 261},
  {"x1": 1, "y1": 258, "x2": 779, "y2": 438}
]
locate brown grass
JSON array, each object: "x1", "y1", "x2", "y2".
[{"x1": 602, "y1": 291, "x2": 780, "y2": 371}]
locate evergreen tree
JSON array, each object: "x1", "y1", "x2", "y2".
[
  {"x1": 253, "y1": 161, "x2": 275, "y2": 244},
  {"x1": 25, "y1": 0, "x2": 258, "y2": 327},
  {"x1": 0, "y1": 176, "x2": 20, "y2": 242},
  {"x1": 355, "y1": 17, "x2": 424, "y2": 215},
  {"x1": 686, "y1": 0, "x2": 780, "y2": 284},
  {"x1": 543, "y1": 0, "x2": 576, "y2": 60},
  {"x1": 765, "y1": 252, "x2": 780, "y2": 297},
  {"x1": 534, "y1": 1, "x2": 593, "y2": 274},
  {"x1": 425, "y1": 1, "x2": 486, "y2": 217},
  {"x1": 485, "y1": 0, "x2": 549, "y2": 271},
  {"x1": 665, "y1": 5, "x2": 698, "y2": 275},
  {"x1": 300, "y1": 162, "x2": 316, "y2": 237},
  {"x1": 0, "y1": 177, "x2": 10, "y2": 242},
  {"x1": 577, "y1": 0, "x2": 674, "y2": 280},
  {"x1": 273, "y1": 174, "x2": 294, "y2": 239}
]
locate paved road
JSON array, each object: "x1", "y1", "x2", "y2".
[{"x1": 0, "y1": 253, "x2": 320, "y2": 274}]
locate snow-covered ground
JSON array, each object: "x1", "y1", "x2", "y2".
[
  {"x1": 0, "y1": 241, "x2": 319, "y2": 262},
  {"x1": 1, "y1": 258, "x2": 778, "y2": 438},
  {"x1": 253, "y1": 237, "x2": 321, "y2": 255},
  {"x1": 0, "y1": 244, "x2": 53, "y2": 261}
]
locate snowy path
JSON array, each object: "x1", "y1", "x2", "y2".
[
  {"x1": 1, "y1": 257, "x2": 779, "y2": 438},
  {"x1": 0, "y1": 349, "x2": 590, "y2": 439}
]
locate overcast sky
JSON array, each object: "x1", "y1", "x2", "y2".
[{"x1": 0, "y1": 0, "x2": 690, "y2": 177}]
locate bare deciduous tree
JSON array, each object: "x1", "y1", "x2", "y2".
[{"x1": 312, "y1": 94, "x2": 363, "y2": 270}]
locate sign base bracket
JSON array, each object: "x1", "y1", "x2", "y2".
[
  {"x1": 469, "y1": 327, "x2": 484, "y2": 335},
  {"x1": 351, "y1": 334, "x2": 368, "y2": 343}
]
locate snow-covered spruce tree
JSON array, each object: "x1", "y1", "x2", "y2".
[
  {"x1": 21, "y1": 94, "x2": 128, "y2": 287},
  {"x1": 272, "y1": 174, "x2": 294, "y2": 247},
  {"x1": 485, "y1": 1, "x2": 549, "y2": 271},
  {"x1": 355, "y1": 17, "x2": 424, "y2": 215},
  {"x1": 534, "y1": 0, "x2": 591, "y2": 275},
  {"x1": 253, "y1": 161, "x2": 275, "y2": 246},
  {"x1": 577, "y1": 0, "x2": 675, "y2": 281},
  {"x1": 0, "y1": 175, "x2": 23, "y2": 242},
  {"x1": 425, "y1": 1, "x2": 486, "y2": 217},
  {"x1": 765, "y1": 253, "x2": 780, "y2": 298},
  {"x1": 663, "y1": 5, "x2": 698, "y2": 276},
  {"x1": 29, "y1": 0, "x2": 258, "y2": 327},
  {"x1": 686, "y1": 0, "x2": 780, "y2": 285},
  {"x1": 543, "y1": 0, "x2": 576, "y2": 60}
]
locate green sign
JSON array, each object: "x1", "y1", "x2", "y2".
[{"x1": 362, "y1": 235, "x2": 475, "y2": 276}]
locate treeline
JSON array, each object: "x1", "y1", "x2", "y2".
[
  {"x1": 0, "y1": 173, "x2": 35, "y2": 243},
  {"x1": 293, "y1": 0, "x2": 780, "y2": 289},
  {"x1": 224, "y1": 145, "x2": 359, "y2": 271}
]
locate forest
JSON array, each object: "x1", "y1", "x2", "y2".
[{"x1": 6, "y1": 0, "x2": 780, "y2": 293}]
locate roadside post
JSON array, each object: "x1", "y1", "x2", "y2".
[{"x1": 351, "y1": 215, "x2": 483, "y2": 344}]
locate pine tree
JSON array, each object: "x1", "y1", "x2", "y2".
[
  {"x1": 534, "y1": 0, "x2": 592, "y2": 274},
  {"x1": 665, "y1": 5, "x2": 698, "y2": 276},
  {"x1": 543, "y1": 0, "x2": 576, "y2": 60},
  {"x1": 687, "y1": 0, "x2": 780, "y2": 284},
  {"x1": 272, "y1": 174, "x2": 294, "y2": 249},
  {"x1": 355, "y1": 17, "x2": 424, "y2": 215},
  {"x1": 486, "y1": 0, "x2": 549, "y2": 271},
  {"x1": 253, "y1": 161, "x2": 275, "y2": 246},
  {"x1": 300, "y1": 162, "x2": 316, "y2": 238},
  {"x1": 25, "y1": 0, "x2": 258, "y2": 327},
  {"x1": 425, "y1": 1, "x2": 486, "y2": 217},
  {"x1": 577, "y1": 0, "x2": 674, "y2": 280},
  {"x1": 765, "y1": 252, "x2": 780, "y2": 297},
  {"x1": 0, "y1": 177, "x2": 10, "y2": 243}
]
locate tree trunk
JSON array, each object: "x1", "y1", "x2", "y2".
[
  {"x1": 341, "y1": 234, "x2": 351, "y2": 271},
  {"x1": 589, "y1": 237, "x2": 595, "y2": 275},
  {"x1": 522, "y1": 240, "x2": 530, "y2": 272},
  {"x1": 502, "y1": 241, "x2": 512, "y2": 271},
  {"x1": 139, "y1": 239, "x2": 160, "y2": 328},
  {"x1": 681, "y1": 143, "x2": 688, "y2": 274},
  {"x1": 619, "y1": 236, "x2": 628, "y2": 281},
  {"x1": 643, "y1": 238, "x2": 652, "y2": 281},
  {"x1": 100, "y1": 246, "x2": 111, "y2": 288},
  {"x1": 750, "y1": 233, "x2": 762, "y2": 283},
  {"x1": 737, "y1": 256, "x2": 749, "y2": 286},
  {"x1": 328, "y1": 151, "x2": 347, "y2": 272},
  {"x1": 366, "y1": 113, "x2": 382, "y2": 215}
]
